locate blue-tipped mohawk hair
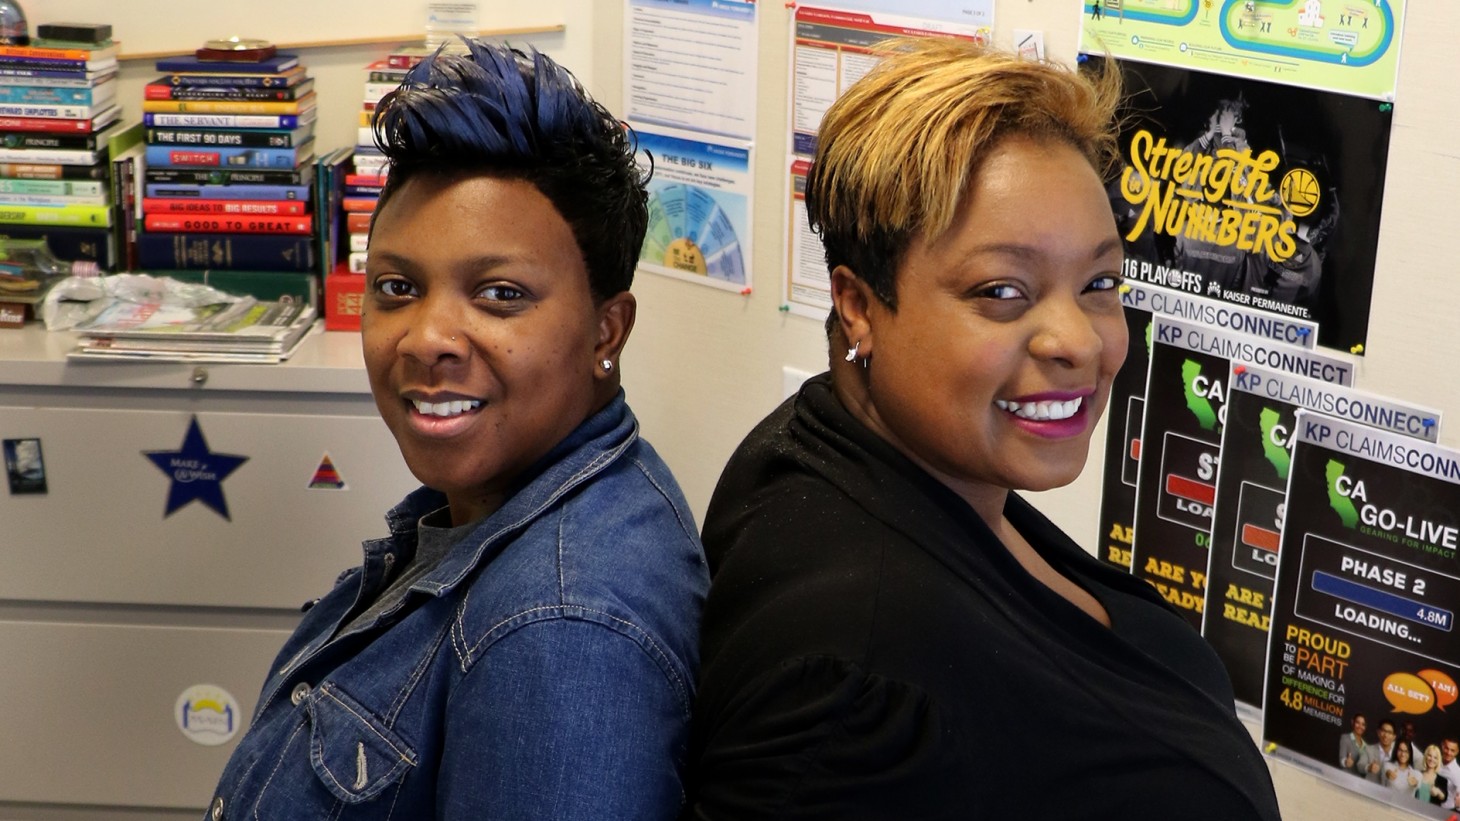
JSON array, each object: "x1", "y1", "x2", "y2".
[{"x1": 372, "y1": 39, "x2": 650, "y2": 299}]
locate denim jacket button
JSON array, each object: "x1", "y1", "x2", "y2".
[
  {"x1": 290, "y1": 682, "x2": 311, "y2": 705},
  {"x1": 209, "y1": 796, "x2": 224, "y2": 820}
]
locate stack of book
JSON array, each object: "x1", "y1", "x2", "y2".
[
  {"x1": 139, "y1": 44, "x2": 318, "y2": 274},
  {"x1": 345, "y1": 58, "x2": 405, "y2": 274},
  {"x1": 0, "y1": 23, "x2": 124, "y2": 270}
]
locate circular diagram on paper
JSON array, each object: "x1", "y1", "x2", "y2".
[{"x1": 641, "y1": 184, "x2": 745, "y2": 284}]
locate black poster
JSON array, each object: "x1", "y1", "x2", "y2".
[
  {"x1": 1204, "y1": 365, "x2": 1442, "y2": 713},
  {"x1": 1098, "y1": 281, "x2": 1315, "y2": 572},
  {"x1": 1129, "y1": 315, "x2": 1351, "y2": 628},
  {"x1": 1265, "y1": 413, "x2": 1460, "y2": 818},
  {"x1": 1091, "y1": 57, "x2": 1393, "y2": 352}
]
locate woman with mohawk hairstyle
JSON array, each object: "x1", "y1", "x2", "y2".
[
  {"x1": 208, "y1": 40, "x2": 707, "y2": 820},
  {"x1": 684, "y1": 38, "x2": 1281, "y2": 819}
]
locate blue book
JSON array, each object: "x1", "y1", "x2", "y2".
[
  {"x1": 154, "y1": 54, "x2": 300, "y2": 74},
  {"x1": 145, "y1": 138, "x2": 314, "y2": 169},
  {"x1": 138, "y1": 232, "x2": 316, "y2": 272},
  {"x1": 145, "y1": 183, "x2": 310, "y2": 201},
  {"x1": 0, "y1": 82, "x2": 115, "y2": 105}
]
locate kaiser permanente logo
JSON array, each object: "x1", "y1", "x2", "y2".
[
  {"x1": 1259, "y1": 407, "x2": 1291, "y2": 480},
  {"x1": 1326, "y1": 459, "x2": 1360, "y2": 528},
  {"x1": 1182, "y1": 359, "x2": 1218, "y2": 431}
]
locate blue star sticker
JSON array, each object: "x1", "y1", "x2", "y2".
[{"x1": 144, "y1": 416, "x2": 249, "y2": 520}]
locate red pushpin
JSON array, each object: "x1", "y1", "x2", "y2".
[
  {"x1": 1233, "y1": 365, "x2": 1246, "y2": 375},
  {"x1": 740, "y1": 286, "x2": 753, "y2": 296}
]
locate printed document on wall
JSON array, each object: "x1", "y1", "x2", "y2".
[
  {"x1": 788, "y1": 5, "x2": 989, "y2": 158},
  {"x1": 624, "y1": 0, "x2": 758, "y2": 141},
  {"x1": 633, "y1": 124, "x2": 753, "y2": 293}
]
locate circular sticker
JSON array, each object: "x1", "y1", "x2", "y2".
[{"x1": 175, "y1": 684, "x2": 241, "y2": 746}]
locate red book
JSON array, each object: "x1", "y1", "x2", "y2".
[
  {"x1": 0, "y1": 114, "x2": 110, "y2": 133},
  {"x1": 345, "y1": 173, "x2": 385, "y2": 187},
  {"x1": 346, "y1": 212, "x2": 372, "y2": 233},
  {"x1": 143, "y1": 198, "x2": 307, "y2": 216},
  {"x1": 341, "y1": 197, "x2": 377, "y2": 213},
  {"x1": 143, "y1": 213, "x2": 314, "y2": 234}
]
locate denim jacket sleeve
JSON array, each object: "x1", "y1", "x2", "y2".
[{"x1": 437, "y1": 614, "x2": 691, "y2": 820}]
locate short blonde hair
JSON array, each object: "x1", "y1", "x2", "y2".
[{"x1": 806, "y1": 37, "x2": 1122, "y2": 313}]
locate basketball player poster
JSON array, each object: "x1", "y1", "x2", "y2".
[{"x1": 1086, "y1": 57, "x2": 1392, "y2": 353}]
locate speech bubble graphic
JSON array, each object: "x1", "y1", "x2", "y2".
[
  {"x1": 1384, "y1": 673, "x2": 1436, "y2": 715},
  {"x1": 1418, "y1": 670, "x2": 1458, "y2": 711}
]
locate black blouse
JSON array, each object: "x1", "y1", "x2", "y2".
[{"x1": 685, "y1": 375, "x2": 1281, "y2": 820}]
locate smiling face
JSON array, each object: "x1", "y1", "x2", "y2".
[
  {"x1": 363, "y1": 174, "x2": 621, "y2": 525},
  {"x1": 837, "y1": 137, "x2": 1126, "y2": 514}
]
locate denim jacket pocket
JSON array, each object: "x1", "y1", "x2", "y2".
[{"x1": 306, "y1": 682, "x2": 418, "y2": 804}]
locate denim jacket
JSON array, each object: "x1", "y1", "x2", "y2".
[{"x1": 207, "y1": 394, "x2": 708, "y2": 820}]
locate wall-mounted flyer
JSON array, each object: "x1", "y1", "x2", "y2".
[
  {"x1": 1089, "y1": 58, "x2": 1392, "y2": 353},
  {"x1": 1204, "y1": 365, "x2": 1442, "y2": 715},
  {"x1": 624, "y1": 0, "x2": 758, "y2": 140},
  {"x1": 1128, "y1": 315, "x2": 1352, "y2": 628},
  {"x1": 787, "y1": 5, "x2": 987, "y2": 158},
  {"x1": 1077, "y1": 0, "x2": 1406, "y2": 100},
  {"x1": 633, "y1": 124, "x2": 753, "y2": 293},
  {"x1": 1264, "y1": 411, "x2": 1460, "y2": 818},
  {"x1": 1098, "y1": 281, "x2": 1316, "y2": 573}
]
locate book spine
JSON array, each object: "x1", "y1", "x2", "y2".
[
  {"x1": 0, "y1": 223, "x2": 114, "y2": 268},
  {"x1": 143, "y1": 112, "x2": 302, "y2": 129},
  {"x1": 145, "y1": 183, "x2": 310, "y2": 201},
  {"x1": 344, "y1": 173, "x2": 385, "y2": 187},
  {"x1": 346, "y1": 212, "x2": 372, "y2": 233},
  {"x1": 143, "y1": 198, "x2": 307, "y2": 216},
  {"x1": 145, "y1": 167, "x2": 313, "y2": 186},
  {"x1": 0, "y1": 147, "x2": 101, "y2": 165},
  {"x1": 0, "y1": 83, "x2": 115, "y2": 105},
  {"x1": 368, "y1": 70, "x2": 408, "y2": 83},
  {"x1": 142, "y1": 95, "x2": 313, "y2": 115},
  {"x1": 145, "y1": 82, "x2": 312, "y2": 102},
  {"x1": 347, "y1": 251, "x2": 368, "y2": 273},
  {"x1": 0, "y1": 114, "x2": 97, "y2": 132},
  {"x1": 0, "y1": 202, "x2": 112, "y2": 226},
  {"x1": 0, "y1": 66, "x2": 94, "y2": 79},
  {"x1": 146, "y1": 128, "x2": 306, "y2": 148},
  {"x1": 0, "y1": 44, "x2": 110, "y2": 61},
  {"x1": 0, "y1": 57, "x2": 94, "y2": 71},
  {"x1": 1, "y1": 130, "x2": 102, "y2": 150},
  {"x1": 145, "y1": 214, "x2": 314, "y2": 234},
  {"x1": 0, "y1": 162, "x2": 108, "y2": 180},
  {"x1": 0, "y1": 192, "x2": 108, "y2": 206},
  {"x1": 162, "y1": 72, "x2": 299, "y2": 88},
  {"x1": 138, "y1": 232, "x2": 317, "y2": 272},
  {"x1": 145, "y1": 142, "x2": 311, "y2": 169},
  {"x1": 119, "y1": 154, "x2": 139, "y2": 271},
  {"x1": 0, "y1": 71, "x2": 113, "y2": 88},
  {"x1": 0, "y1": 101, "x2": 105, "y2": 119},
  {"x1": 341, "y1": 197, "x2": 377, "y2": 213},
  {"x1": 348, "y1": 233, "x2": 368, "y2": 252},
  {"x1": 0, "y1": 178, "x2": 106, "y2": 196}
]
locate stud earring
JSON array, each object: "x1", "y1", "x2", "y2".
[
  {"x1": 845, "y1": 340, "x2": 860, "y2": 362},
  {"x1": 601, "y1": 359, "x2": 614, "y2": 373}
]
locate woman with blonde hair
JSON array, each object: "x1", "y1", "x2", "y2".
[{"x1": 685, "y1": 38, "x2": 1280, "y2": 819}]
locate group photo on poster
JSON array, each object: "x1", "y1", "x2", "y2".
[
  {"x1": 1265, "y1": 412, "x2": 1460, "y2": 818},
  {"x1": 1089, "y1": 57, "x2": 1391, "y2": 352}
]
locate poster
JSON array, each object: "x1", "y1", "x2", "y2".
[
  {"x1": 1092, "y1": 57, "x2": 1392, "y2": 352},
  {"x1": 634, "y1": 124, "x2": 753, "y2": 292},
  {"x1": 782, "y1": 156, "x2": 831, "y2": 317},
  {"x1": 1098, "y1": 280, "x2": 1316, "y2": 572},
  {"x1": 623, "y1": 0, "x2": 759, "y2": 140},
  {"x1": 1128, "y1": 315, "x2": 1351, "y2": 628},
  {"x1": 788, "y1": 6, "x2": 988, "y2": 158},
  {"x1": 1204, "y1": 364, "x2": 1442, "y2": 715},
  {"x1": 1264, "y1": 412, "x2": 1460, "y2": 818},
  {"x1": 1077, "y1": 0, "x2": 1406, "y2": 100}
]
